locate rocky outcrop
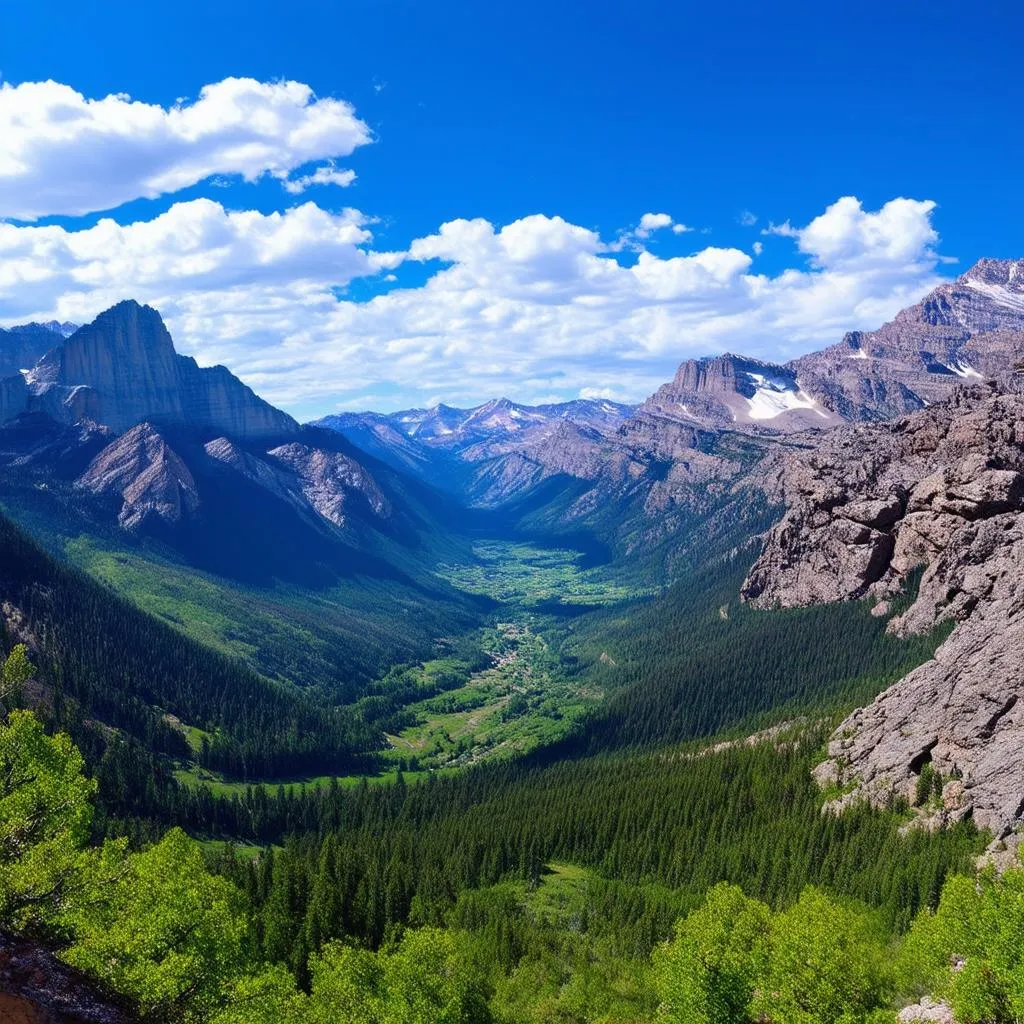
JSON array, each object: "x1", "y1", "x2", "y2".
[
  {"x1": 268, "y1": 443, "x2": 390, "y2": 527},
  {"x1": 742, "y1": 385, "x2": 1024, "y2": 611},
  {"x1": 25, "y1": 301, "x2": 298, "y2": 440},
  {"x1": 897, "y1": 998, "x2": 954, "y2": 1024},
  {"x1": 0, "y1": 931, "x2": 133, "y2": 1022},
  {"x1": 76, "y1": 424, "x2": 200, "y2": 530},
  {"x1": 742, "y1": 385, "x2": 1024, "y2": 836}
]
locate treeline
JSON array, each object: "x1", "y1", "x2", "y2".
[
  {"x1": 564, "y1": 553, "x2": 947, "y2": 752},
  {"x1": 0, "y1": 510, "x2": 377, "y2": 778}
]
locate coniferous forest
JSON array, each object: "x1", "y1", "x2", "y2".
[{"x1": 2, "y1": 486, "x2": 1019, "y2": 1024}]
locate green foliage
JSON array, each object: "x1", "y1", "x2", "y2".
[
  {"x1": 0, "y1": 708, "x2": 96, "y2": 933},
  {"x1": 752, "y1": 887, "x2": 897, "y2": 1024},
  {"x1": 1, "y1": 643, "x2": 33, "y2": 700},
  {"x1": 903, "y1": 867, "x2": 1024, "y2": 1023},
  {"x1": 380, "y1": 927, "x2": 492, "y2": 1024},
  {"x1": 653, "y1": 883, "x2": 771, "y2": 1024},
  {"x1": 61, "y1": 827, "x2": 250, "y2": 1020},
  {"x1": 309, "y1": 929, "x2": 492, "y2": 1024},
  {"x1": 209, "y1": 965, "x2": 310, "y2": 1024}
]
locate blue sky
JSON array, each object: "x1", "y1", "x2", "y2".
[{"x1": 0, "y1": 0, "x2": 1021, "y2": 417}]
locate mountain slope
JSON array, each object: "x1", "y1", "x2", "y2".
[{"x1": 0, "y1": 505, "x2": 378, "y2": 777}]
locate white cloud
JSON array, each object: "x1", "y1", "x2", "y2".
[
  {"x1": 636, "y1": 212, "x2": 673, "y2": 238},
  {"x1": 0, "y1": 77, "x2": 371, "y2": 219},
  {"x1": 752, "y1": 241, "x2": 763, "y2": 255},
  {"x1": 281, "y1": 162, "x2": 358, "y2": 194},
  {"x1": 738, "y1": 210, "x2": 758, "y2": 227},
  {"x1": 672, "y1": 223, "x2": 693, "y2": 234},
  {"x1": 0, "y1": 198, "x2": 377, "y2": 321},
  {"x1": 792, "y1": 196, "x2": 939, "y2": 270},
  {"x1": 0, "y1": 196, "x2": 948, "y2": 417}
]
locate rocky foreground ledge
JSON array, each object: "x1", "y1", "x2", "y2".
[
  {"x1": 0, "y1": 931, "x2": 133, "y2": 1023},
  {"x1": 742, "y1": 384, "x2": 1024, "y2": 839}
]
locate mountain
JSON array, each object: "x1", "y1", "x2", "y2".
[
  {"x1": 316, "y1": 397, "x2": 640, "y2": 507},
  {"x1": 320, "y1": 397, "x2": 635, "y2": 453},
  {"x1": 0, "y1": 320, "x2": 77, "y2": 377},
  {"x1": 5, "y1": 300, "x2": 298, "y2": 439},
  {"x1": 792, "y1": 257, "x2": 1024, "y2": 420},
  {"x1": 625, "y1": 258, "x2": 1024, "y2": 436},
  {"x1": 741, "y1": 381, "x2": 1024, "y2": 846},
  {"x1": 640, "y1": 353, "x2": 841, "y2": 431}
]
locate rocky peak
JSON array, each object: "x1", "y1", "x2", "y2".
[
  {"x1": 76, "y1": 422, "x2": 200, "y2": 530},
  {"x1": 642, "y1": 353, "x2": 837, "y2": 431},
  {"x1": 17, "y1": 301, "x2": 299, "y2": 441},
  {"x1": 791, "y1": 258, "x2": 1024, "y2": 422}
]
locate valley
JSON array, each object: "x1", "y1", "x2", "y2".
[{"x1": 4, "y1": 261, "x2": 1024, "y2": 1022}]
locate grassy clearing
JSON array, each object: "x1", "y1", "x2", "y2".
[
  {"x1": 174, "y1": 763, "x2": 437, "y2": 798},
  {"x1": 435, "y1": 540, "x2": 645, "y2": 607},
  {"x1": 380, "y1": 620, "x2": 601, "y2": 771}
]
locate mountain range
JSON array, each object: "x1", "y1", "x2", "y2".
[
  {"x1": 4, "y1": 261, "x2": 1024, "y2": 830},
  {"x1": 2, "y1": 258, "x2": 1023, "y2": 578}
]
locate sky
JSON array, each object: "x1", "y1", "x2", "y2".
[{"x1": 0, "y1": 0, "x2": 1021, "y2": 419}]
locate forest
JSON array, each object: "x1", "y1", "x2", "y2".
[
  {"x1": 0, "y1": 500, "x2": 1011, "y2": 1022},
  {"x1": 3, "y1": 680, "x2": 1022, "y2": 1023}
]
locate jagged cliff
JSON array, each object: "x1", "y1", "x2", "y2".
[
  {"x1": 15, "y1": 301, "x2": 298, "y2": 440},
  {"x1": 742, "y1": 383, "x2": 1024, "y2": 838}
]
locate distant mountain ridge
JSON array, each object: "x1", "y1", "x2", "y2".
[
  {"x1": 320, "y1": 396, "x2": 636, "y2": 448},
  {"x1": 318, "y1": 258, "x2": 1024, "y2": 511}
]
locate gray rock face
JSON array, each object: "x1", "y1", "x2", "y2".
[
  {"x1": 76, "y1": 423, "x2": 200, "y2": 530},
  {"x1": 24, "y1": 301, "x2": 298, "y2": 440},
  {"x1": 267, "y1": 443, "x2": 390, "y2": 527},
  {"x1": 742, "y1": 385, "x2": 1024, "y2": 835},
  {"x1": 0, "y1": 374, "x2": 29, "y2": 424},
  {"x1": 0, "y1": 930, "x2": 134, "y2": 1023}
]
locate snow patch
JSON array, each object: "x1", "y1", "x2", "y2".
[
  {"x1": 964, "y1": 277, "x2": 1024, "y2": 314},
  {"x1": 744, "y1": 372, "x2": 829, "y2": 421},
  {"x1": 944, "y1": 360, "x2": 984, "y2": 380}
]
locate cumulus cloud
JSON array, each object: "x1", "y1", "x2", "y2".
[
  {"x1": 0, "y1": 195, "x2": 948, "y2": 417},
  {"x1": 0, "y1": 198, "x2": 378, "y2": 322},
  {"x1": 793, "y1": 196, "x2": 939, "y2": 270},
  {"x1": 636, "y1": 212, "x2": 673, "y2": 238},
  {"x1": 281, "y1": 163, "x2": 358, "y2": 194},
  {"x1": 0, "y1": 77, "x2": 371, "y2": 220},
  {"x1": 738, "y1": 210, "x2": 758, "y2": 227}
]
